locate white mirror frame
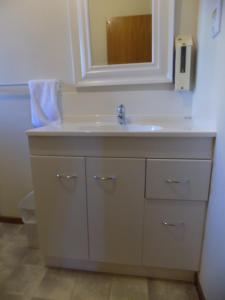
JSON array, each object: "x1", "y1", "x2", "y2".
[{"x1": 69, "y1": 0, "x2": 175, "y2": 87}]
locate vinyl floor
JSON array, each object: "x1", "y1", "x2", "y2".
[{"x1": 0, "y1": 223, "x2": 199, "y2": 300}]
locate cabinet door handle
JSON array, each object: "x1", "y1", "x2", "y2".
[
  {"x1": 56, "y1": 174, "x2": 77, "y2": 180},
  {"x1": 94, "y1": 176, "x2": 117, "y2": 182},
  {"x1": 162, "y1": 221, "x2": 184, "y2": 227},
  {"x1": 165, "y1": 178, "x2": 190, "y2": 184}
]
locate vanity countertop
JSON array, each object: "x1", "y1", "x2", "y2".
[{"x1": 26, "y1": 116, "x2": 217, "y2": 138}]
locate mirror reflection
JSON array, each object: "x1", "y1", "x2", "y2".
[{"x1": 88, "y1": 0, "x2": 152, "y2": 66}]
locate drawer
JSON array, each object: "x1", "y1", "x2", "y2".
[
  {"x1": 146, "y1": 159, "x2": 212, "y2": 201},
  {"x1": 143, "y1": 200, "x2": 206, "y2": 271}
]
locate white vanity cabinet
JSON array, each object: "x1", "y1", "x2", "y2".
[
  {"x1": 28, "y1": 135, "x2": 214, "y2": 280},
  {"x1": 31, "y1": 156, "x2": 89, "y2": 261}
]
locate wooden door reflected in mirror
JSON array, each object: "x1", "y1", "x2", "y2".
[
  {"x1": 107, "y1": 15, "x2": 152, "y2": 64},
  {"x1": 88, "y1": 0, "x2": 152, "y2": 66}
]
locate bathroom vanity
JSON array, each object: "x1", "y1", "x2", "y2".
[{"x1": 27, "y1": 118, "x2": 216, "y2": 281}]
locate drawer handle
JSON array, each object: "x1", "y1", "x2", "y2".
[
  {"x1": 162, "y1": 221, "x2": 184, "y2": 227},
  {"x1": 165, "y1": 179, "x2": 190, "y2": 184},
  {"x1": 94, "y1": 176, "x2": 117, "y2": 182},
  {"x1": 56, "y1": 174, "x2": 77, "y2": 180}
]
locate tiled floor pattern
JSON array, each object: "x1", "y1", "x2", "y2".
[{"x1": 0, "y1": 223, "x2": 200, "y2": 300}]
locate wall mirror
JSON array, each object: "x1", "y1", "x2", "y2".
[{"x1": 70, "y1": 0, "x2": 175, "y2": 87}]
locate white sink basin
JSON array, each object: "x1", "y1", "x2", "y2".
[{"x1": 75, "y1": 123, "x2": 162, "y2": 132}]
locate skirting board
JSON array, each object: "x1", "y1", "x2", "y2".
[
  {"x1": 45, "y1": 256, "x2": 196, "y2": 283},
  {"x1": 0, "y1": 216, "x2": 23, "y2": 224}
]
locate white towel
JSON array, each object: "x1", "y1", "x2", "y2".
[{"x1": 28, "y1": 80, "x2": 62, "y2": 128}]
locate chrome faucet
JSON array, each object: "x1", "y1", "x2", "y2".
[{"x1": 117, "y1": 104, "x2": 126, "y2": 125}]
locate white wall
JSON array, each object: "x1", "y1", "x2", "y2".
[
  {"x1": 89, "y1": 0, "x2": 152, "y2": 65},
  {"x1": 0, "y1": 0, "x2": 199, "y2": 217},
  {"x1": 62, "y1": 85, "x2": 192, "y2": 119},
  {"x1": 0, "y1": 93, "x2": 32, "y2": 217},
  {"x1": 0, "y1": 0, "x2": 73, "y2": 84},
  {"x1": 193, "y1": 0, "x2": 225, "y2": 299}
]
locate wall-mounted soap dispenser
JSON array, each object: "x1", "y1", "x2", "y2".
[{"x1": 175, "y1": 35, "x2": 193, "y2": 91}]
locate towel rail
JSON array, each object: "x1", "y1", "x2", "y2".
[{"x1": 0, "y1": 83, "x2": 28, "y2": 87}]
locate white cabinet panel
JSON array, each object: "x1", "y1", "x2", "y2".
[
  {"x1": 143, "y1": 200, "x2": 206, "y2": 271},
  {"x1": 31, "y1": 156, "x2": 88, "y2": 260},
  {"x1": 87, "y1": 158, "x2": 145, "y2": 265},
  {"x1": 146, "y1": 159, "x2": 211, "y2": 201}
]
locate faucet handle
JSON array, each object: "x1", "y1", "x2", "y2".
[{"x1": 117, "y1": 104, "x2": 125, "y2": 113}]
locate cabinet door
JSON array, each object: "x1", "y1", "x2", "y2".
[
  {"x1": 143, "y1": 200, "x2": 206, "y2": 271},
  {"x1": 31, "y1": 156, "x2": 88, "y2": 261},
  {"x1": 87, "y1": 158, "x2": 145, "y2": 265}
]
